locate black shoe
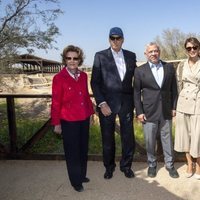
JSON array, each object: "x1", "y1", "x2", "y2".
[
  {"x1": 104, "y1": 170, "x2": 113, "y2": 179},
  {"x1": 166, "y1": 167, "x2": 179, "y2": 178},
  {"x1": 82, "y1": 177, "x2": 90, "y2": 183},
  {"x1": 73, "y1": 185, "x2": 84, "y2": 192},
  {"x1": 122, "y1": 169, "x2": 135, "y2": 178},
  {"x1": 147, "y1": 167, "x2": 157, "y2": 178}
]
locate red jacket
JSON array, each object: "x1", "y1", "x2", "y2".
[{"x1": 51, "y1": 68, "x2": 94, "y2": 125}]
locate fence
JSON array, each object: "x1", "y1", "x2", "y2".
[{"x1": 0, "y1": 94, "x2": 184, "y2": 161}]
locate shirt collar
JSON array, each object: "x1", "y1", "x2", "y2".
[
  {"x1": 149, "y1": 61, "x2": 162, "y2": 69},
  {"x1": 111, "y1": 48, "x2": 123, "y2": 56},
  {"x1": 66, "y1": 67, "x2": 80, "y2": 76}
]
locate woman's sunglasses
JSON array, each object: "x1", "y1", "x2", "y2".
[
  {"x1": 65, "y1": 57, "x2": 79, "y2": 61},
  {"x1": 186, "y1": 46, "x2": 199, "y2": 52}
]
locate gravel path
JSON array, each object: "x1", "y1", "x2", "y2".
[{"x1": 0, "y1": 160, "x2": 199, "y2": 200}]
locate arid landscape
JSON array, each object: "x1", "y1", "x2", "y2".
[
  {"x1": 0, "y1": 72, "x2": 94, "y2": 120},
  {"x1": 0, "y1": 73, "x2": 55, "y2": 120}
]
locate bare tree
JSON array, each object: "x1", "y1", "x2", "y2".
[
  {"x1": 155, "y1": 28, "x2": 200, "y2": 60},
  {"x1": 0, "y1": 0, "x2": 63, "y2": 64}
]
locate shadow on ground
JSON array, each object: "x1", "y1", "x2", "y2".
[{"x1": 0, "y1": 160, "x2": 199, "y2": 200}]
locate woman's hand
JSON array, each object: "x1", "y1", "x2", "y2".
[{"x1": 54, "y1": 125, "x2": 62, "y2": 134}]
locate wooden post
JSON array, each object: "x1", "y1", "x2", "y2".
[{"x1": 6, "y1": 97, "x2": 17, "y2": 154}]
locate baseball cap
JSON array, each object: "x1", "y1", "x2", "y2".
[{"x1": 109, "y1": 27, "x2": 124, "y2": 38}]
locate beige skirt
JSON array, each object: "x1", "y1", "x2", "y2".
[{"x1": 174, "y1": 112, "x2": 200, "y2": 158}]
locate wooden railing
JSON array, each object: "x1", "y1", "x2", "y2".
[
  {"x1": 0, "y1": 94, "x2": 52, "y2": 159},
  {"x1": 0, "y1": 94, "x2": 184, "y2": 161}
]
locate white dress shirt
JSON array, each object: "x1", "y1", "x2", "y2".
[
  {"x1": 149, "y1": 61, "x2": 164, "y2": 87},
  {"x1": 111, "y1": 48, "x2": 126, "y2": 81}
]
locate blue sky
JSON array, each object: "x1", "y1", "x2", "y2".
[{"x1": 35, "y1": 0, "x2": 200, "y2": 66}]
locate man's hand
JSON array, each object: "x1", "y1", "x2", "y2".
[
  {"x1": 100, "y1": 102, "x2": 112, "y2": 117},
  {"x1": 137, "y1": 114, "x2": 147, "y2": 123}
]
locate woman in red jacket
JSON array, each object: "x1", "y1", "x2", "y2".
[{"x1": 51, "y1": 45, "x2": 94, "y2": 192}]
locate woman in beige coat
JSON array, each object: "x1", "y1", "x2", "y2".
[{"x1": 175, "y1": 37, "x2": 200, "y2": 179}]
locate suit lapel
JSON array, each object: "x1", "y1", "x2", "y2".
[
  {"x1": 122, "y1": 50, "x2": 128, "y2": 68},
  {"x1": 161, "y1": 62, "x2": 168, "y2": 88},
  {"x1": 122, "y1": 50, "x2": 129, "y2": 80}
]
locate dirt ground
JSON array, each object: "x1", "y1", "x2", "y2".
[
  {"x1": 0, "y1": 160, "x2": 199, "y2": 200},
  {"x1": 0, "y1": 74, "x2": 54, "y2": 121}
]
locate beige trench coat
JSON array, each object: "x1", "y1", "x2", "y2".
[{"x1": 176, "y1": 59, "x2": 200, "y2": 114}]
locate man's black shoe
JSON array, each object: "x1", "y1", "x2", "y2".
[
  {"x1": 166, "y1": 167, "x2": 179, "y2": 178},
  {"x1": 73, "y1": 185, "x2": 84, "y2": 192},
  {"x1": 104, "y1": 170, "x2": 113, "y2": 179},
  {"x1": 82, "y1": 177, "x2": 90, "y2": 183},
  {"x1": 147, "y1": 167, "x2": 157, "y2": 178},
  {"x1": 122, "y1": 169, "x2": 135, "y2": 178}
]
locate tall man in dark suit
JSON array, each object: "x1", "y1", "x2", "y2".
[
  {"x1": 134, "y1": 42, "x2": 179, "y2": 178},
  {"x1": 91, "y1": 27, "x2": 137, "y2": 179}
]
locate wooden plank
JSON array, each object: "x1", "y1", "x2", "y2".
[
  {"x1": 19, "y1": 119, "x2": 51, "y2": 152},
  {"x1": 0, "y1": 153, "x2": 186, "y2": 162},
  {"x1": 0, "y1": 94, "x2": 52, "y2": 98},
  {"x1": 0, "y1": 94, "x2": 93, "y2": 98}
]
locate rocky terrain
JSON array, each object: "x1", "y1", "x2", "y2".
[
  {"x1": 0, "y1": 72, "x2": 93, "y2": 120},
  {"x1": 0, "y1": 73, "x2": 55, "y2": 119},
  {"x1": 0, "y1": 73, "x2": 54, "y2": 94}
]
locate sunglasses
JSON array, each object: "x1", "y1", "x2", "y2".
[
  {"x1": 110, "y1": 36, "x2": 122, "y2": 41},
  {"x1": 65, "y1": 57, "x2": 79, "y2": 61},
  {"x1": 186, "y1": 46, "x2": 199, "y2": 52}
]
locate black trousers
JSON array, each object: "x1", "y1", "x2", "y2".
[
  {"x1": 99, "y1": 110, "x2": 135, "y2": 172},
  {"x1": 61, "y1": 118, "x2": 90, "y2": 187}
]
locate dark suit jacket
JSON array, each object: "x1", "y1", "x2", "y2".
[
  {"x1": 91, "y1": 48, "x2": 137, "y2": 114},
  {"x1": 134, "y1": 61, "x2": 178, "y2": 122}
]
